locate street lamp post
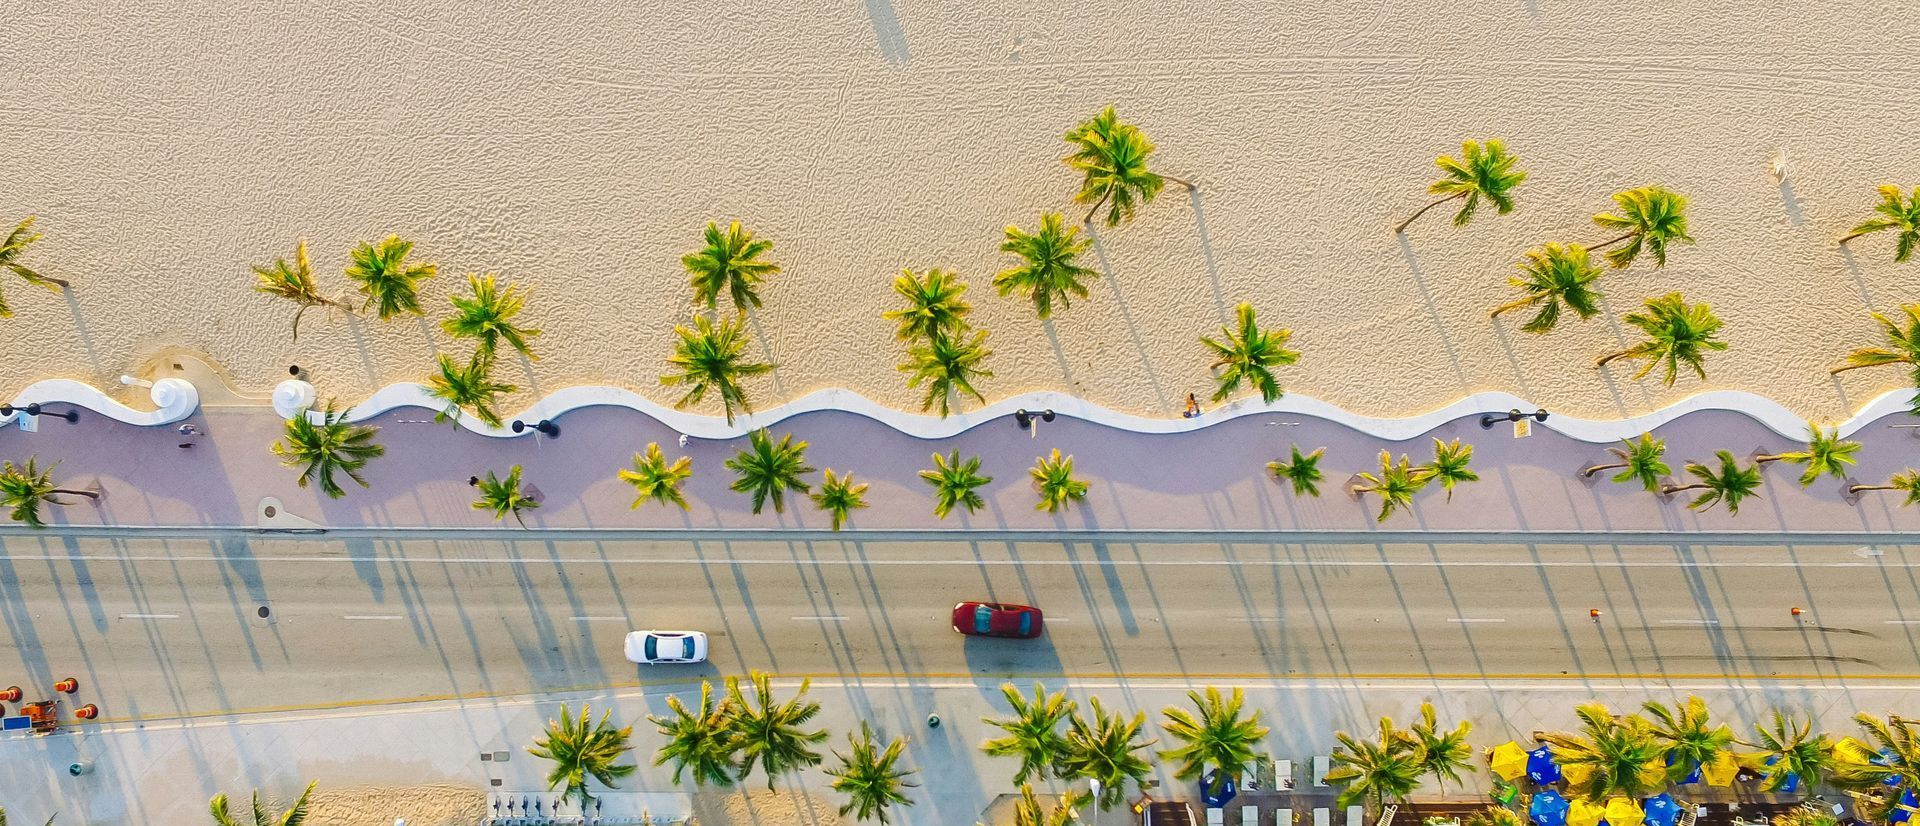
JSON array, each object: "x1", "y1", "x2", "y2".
[
  {"x1": 1480, "y1": 408, "x2": 1548, "y2": 430},
  {"x1": 511, "y1": 419, "x2": 559, "y2": 437},
  {"x1": 0, "y1": 403, "x2": 78, "y2": 423}
]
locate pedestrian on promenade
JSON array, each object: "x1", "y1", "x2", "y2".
[
  {"x1": 178, "y1": 422, "x2": 199, "y2": 449},
  {"x1": 1182, "y1": 393, "x2": 1201, "y2": 418}
]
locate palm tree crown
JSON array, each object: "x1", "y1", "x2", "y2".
[
  {"x1": 1160, "y1": 686, "x2": 1269, "y2": 799},
  {"x1": 271, "y1": 403, "x2": 385, "y2": 499},
  {"x1": 647, "y1": 680, "x2": 739, "y2": 788},
  {"x1": 1014, "y1": 785, "x2": 1089, "y2": 826},
  {"x1": 996, "y1": 213, "x2": 1097, "y2": 320},
  {"x1": 1665, "y1": 450, "x2": 1764, "y2": 515},
  {"x1": 1831, "y1": 305, "x2": 1920, "y2": 376},
  {"x1": 1743, "y1": 710, "x2": 1832, "y2": 793},
  {"x1": 1596, "y1": 292, "x2": 1727, "y2": 386},
  {"x1": 1492, "y1": 243, "x2": 1604, "y2": 334},
  {"x1": 1420, "y1": 437, "x2": 1479, "y2": 501},
  {"x1": 0, "y1": 456, "x2": 97, "y2": 528},
  {"x1": 921, "y1": 450, "x2": 992, "y2": 519},
  {"x1": 1538, "y1": 703, "x2": 1665, "y2": 800},
  {"x1": 727, "y1": 671, "x2": 829, "y2": 789},
  {"x1": 1267, "y1": 445, "x2": 1327, "y2": 497},
  {"x1": 884, "y1": 268, "x2": 972, "y2": 342},
  {"x1": 427, "y1": 351, "x2": 515, "y2": 428},
  {"x1": 620, "y1": 443, "x2": 694, "y2": 510},
  {"x1": 1058, "y1": 696, "x2": 1156, "y2": 810},
  {"x1": 344, "y1": 235, "x2": 437, "y2": 320},
  {"x1": 1583, "y1": 433, "x2": 1671, "y2": 492},
  {"x1": 1326, "y1": 717, "x2": 1423, "y2": 812},
  {"x1": 1757, "y1": 423, "x2": 1860, "y2": 487},
  {"x1": 1408, "y1": 700, "x2": 1475, "y2": 791},
  {"x1": 209, "y1": 780, "x2": 317, "y2": 826},
  {"x1": 982, "y1": 682, "x2": 1076, "y2": 785},
  {"x1": 684, "y1": 221, "x2": 778, "y2": 313},
  {"x1": 1591, "y1": 186, "x2": 1695, "y2": 269},
  {"x1": 1839, "y1": 185, "x2": 1920, "y2": 262},
  {"x1": 810, "y1": 468, "x2": 869, "y2": 531},
  {"x1": 726, "y1": 429, "x2": 815, "y2": 515},
  {"x1": 1352, "y1": 451, "x2": 1428, "y2": 523},
  {"x1": 1642, "y1": 695, "x2": 1734, "y2": 784},
  {"x1": 442, "y1": 273, "x2": 540, "y2": 361},
  {"x1": 900, "y1": 329, "x2": 993, "y2": 418},
  {"x1": 529, "y1": 703, "x2": 638, "y2": 807},
  {"x1": 472, "y1": 465, "x2": 538, "y2": 527},
  {"x1": 1030, "y1": 449, "x2": 1089, "y2": 513},
  {"x1": 1201, "y1": 302, "x2": 1299, "y2": 404},
  {"x1": 662, "y1": 314, "x2": 775, "y2": 426},
  {"x1": 252, "y1": 238, "x2": 348, "y2": 341},
  {"x1": 1064, "y1": 106, "x2": 1187, "y2": 227},
  {"x1": 0, "y1": 216, "x2": 68, "y2": 319},
  {"x1": 1396, "y1": 139, "x2": 1527, "y2": 233},
  {"x1": 826, "y1": 722, "x2": 918, "y2": 825}
]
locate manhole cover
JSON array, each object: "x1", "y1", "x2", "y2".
[{"x1": 263, "y1": 505, "x2": 278, "y2": 518}]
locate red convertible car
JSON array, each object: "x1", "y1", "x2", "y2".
[{"x1": 952, "y1": 601, "x2": 1044, "y2": 639}]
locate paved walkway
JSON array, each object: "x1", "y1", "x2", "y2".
[{"x1": 2, "y1": 678, "x2": 1911, "y2": 826}]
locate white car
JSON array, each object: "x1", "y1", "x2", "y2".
[{"x1": 624, "y1": 630, "x2": 709, "y2": 664}]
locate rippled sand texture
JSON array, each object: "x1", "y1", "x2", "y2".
[{"x1": 5, "y1": 0, "x2": 1919, "y2": 422}]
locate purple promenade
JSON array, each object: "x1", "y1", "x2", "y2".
[{"x1": 4, "y1": 400, "x2": 1919, "y2": 534}]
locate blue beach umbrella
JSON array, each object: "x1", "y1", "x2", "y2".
[
  {"x1": 1530, "y1": 746, "x2": 1563, "y2": 785},
  {"x1": 1201, "y1": 769, "x2": 1238, "y2": 807},
  {"x1": 1532, "y1": 789, "x2": 1571, "y2": 826},
  {"x1": 1891, "y1": 789, "x2": 1918, "y2": 824},
  {"x1": 1664, "y1": 753, "x2": 1701, "y2": 785},
  {"x1": 1643, "y1": 793, "x2": 1681, "y2": 826}
]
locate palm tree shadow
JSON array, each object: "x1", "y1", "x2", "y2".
[
  {"x1": 61, "y1": 290, "x2": 106, "y2": 375},
  {"x1": 1040, "y1": 318, "x2": 1080, "y2": 391},
  {"x1": 1393, "y1": 234, "x2": 1471, "y2": 391},
  {"x1": 515, "y1": 352, "x2": 542, "y2": 397},
  {"x1": 1487, "y1": 317, "x2": 1537, "y2": 399},
  {"x1": 1188, "y1": 188, "x2": 1232, "y2": 326},
  {"x1": 341, "y1": 312, "x2": 385, "y2": 388},
  {"x1": 1777, "y1": 177, "x2": 1807, "y2": 228},
  {"x1": 1086, "y1": 227, "x2": 1172, "y2": 411},
  {"x1": 743, "y1": 307, "x2": 787, "y2": 398},
  {"x1": 414, "y1": 315, "x2": 442, "y2": 361},
  {"x1": 1837, "y1": 244, "x2": 1875, "y2": 308}
]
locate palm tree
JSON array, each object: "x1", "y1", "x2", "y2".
[
  {"x1": 1064, "y1": 106, "x2": 1191, "y2": 227},
  {"x1": 1662, "y1": 451, "x2": 1764, "y2": 515},
  {"x1": 1841, "y1": 713, "x2": 1920, "y2": 790},
  {"x1": 996, "y1": 213, "x2": 1096, "y2": 320},
  {"x1": 472, "y1": 465, "x2": 538, "y2": 527},
  {"x1": 209, "y1": 780, "x2": 316, "y2": 826},
  {"x1": 1031, "y1": 449, "x2": 1089, "y2": 513},
  {"x1": 1537, "y1": 703, "x2": 1665, "y2": 800},
  {"x1": 1642, "y1": 695, "x2": 1735, "y2": 784},
  {"x1": 1831, "y1": 305, "x2": 1920, "y2": 375},
  {"x1": 529, "y1": 703, "x2": 637, "y2": 807},
  {"x1": 1755, "y1": 423, "x2": 1860, "y2": 487},
  {"x1": 426, "y1": 351, "x2": 515, "y2": 428},
  {"x1": 0, "y1": 216, "x2": 68, "y2": 319},
  {"x1": 883, "y1": 268, "x2": 971, "y2": 342},
  {"x1": 1421, "y1": 437, "x2": 1479, "y2": 501},
  {"x1": 1490, "y1": 243, "x2": 1604, "y2": 334},
  {"x1": 982, "y1": 682, "x2": 1077, "y2": 785},
  {"x1": 1351, "y1": 451, "x2": 1428, "y2": 523},
  {"x1": 442, "y1": 273, "x2": 540, "y2": 361},
  {"x1": 1201, "y1": 302, "x2": 1299, "y2": 404},
  {"x1": 252, "y1": 239, "x2": 351, "y2": 341},
  {"x1": 1058, "y1": 696, "x2": 1156, "y2": 810},
  {"x1": 619, "y1": 443, "x2": 694, "y2": 510},
  {"x1": 1773, "y1": 808, "x2": 1839, "y2": 826},
  {"x1": 1395, "y1": 139, "x2": 1527, "y2": 233},
  {"x1": 1581, "y1": 433, "x2": 1672, "y2": 492},
  {"x1": 1838, "y1": 185, "x2": 1920, "y2": 262},
  {"x1": 1161, "y1": 686, "x2": 1269, "y2": 799},
  {"x1": 0, "y1": 457, "x2": 98, "y2": 528},
  {"x1": 726, "y1": 429, "x2": 814, "y2": 515},
  {"x1": 684, "y1": 221, "x2": 778, "y2": 313},
  {"x1": 1408, "y1": 700, "x2": 1475, "y2": 791},
  {"x1": 1465, "y1": 806, "x2": 1528, "y2": 826},
  {"x1": 726, "y1": 670, "x2": 829, "y2": 789},
  {"x1": 900, "y1": 329, "x2": 993, "y2": 417},
  {"x1": 1014, "y1": 785, "x2": 1090, "y2": 826},
  {"x1": 811, "y1": 469, "x2": 869, "y2": 531},
  {"x1": 661, "y1": 314, "x2": 775, "y2": 426},
  {"x1": 1590, "y1": 186, "x2": 1695, "y2": 269},
  {"x1": 826, "y1": 722, "x2": 918, "y2": 825},
  {"x1": 1267, "y1": 445, "x2": 1327, "y2": 497},
  {"x1": 1325, "y1": 717, "x2": 1422, "y2": 813},
  {"x1": 271, "y1": 402, "x2": 384, "y2": 499},
  {"x1": 1595, "y1": 292, "x2": 1727, "y2": 386},
  {"x1": 1741, "y1": 710, "x2": 1832, "y2": 794},
  {"x1": 921, "y1": 450, "x2": 992, "y2": 519},
  {"x1": 647, "y1": 680, "x2": 739, "y2": 788},
  {"x1": 1848, "y1": 469, "x2": 1920, "y2": 506},
  {"x1": 344, "y1": 235, "x2": 437, "y2": 320}
]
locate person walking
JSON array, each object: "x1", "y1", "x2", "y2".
[
  {"x1": 1182, "y1": 393, "x2": 1201, "y2": 419},
  {"x1": 177, "y1": 422, "x2": 199, "y2": 449}
]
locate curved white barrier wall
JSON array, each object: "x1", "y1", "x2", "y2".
[
  {"x1": 264, "y1": 379, "x2": 1914, "y2": 444},
  {"x1": 1, "y1": 378, "x2": 199, "y2": 428}
]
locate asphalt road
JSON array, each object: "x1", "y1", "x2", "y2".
[{"x1": 3, "y1": 534, "x2": 1918, "y2": 721}]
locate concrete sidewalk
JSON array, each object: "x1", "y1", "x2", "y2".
[{"x1": 2, "y1": 677, "x2": 1914, "y2": 826}]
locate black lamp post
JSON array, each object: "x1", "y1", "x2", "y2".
[
  {"x1": 1013, "y1": 409, "x2": 1056, "y2": 429},
  {"x1": 1480, "y1": 408, "x2": 1549, "y2": 429},
  {"x1": 0, "y1": 403, "x2": 77, "y2": 423},
  {"x1": 512, "y1": 419, "x2": 559, "y2": 437}
]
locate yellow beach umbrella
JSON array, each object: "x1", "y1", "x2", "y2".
[
  {"x1": 1564, "y1": 763, "x2": 1596, "y2": 790},
  {"x1": 1491, "y1": 742, "x2": 1529, "y2": 781},
  {"x1": 1605, "y1": 797, "x2": 1645, "y2": 826},
  {"x1": 1702, "y1": 751, "x2": 1739, "y2": 786},
  {"x1": 1835, "y1": 736, "x2": 1876, "y2": 764},
  {"x1": 1569, "y1": 800, "x2": 1605, "y2": 826}
]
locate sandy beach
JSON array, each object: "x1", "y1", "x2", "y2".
[{"x1": 5, "y1": 0, "x2": 1919, "y2": 423}]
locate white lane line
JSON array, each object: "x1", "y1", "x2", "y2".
[
  {"x1": 1886, "y1": 620, "x2": 1920, "y2": 625},
  {"x1": 118, "y1": 613, "x2": 179, "y2": 619},
  {"x1": 791, "y1": 615, "x2": 849, "y2": 622},
  {"x1": 23, "y1": 554, "x2": 1920, "y2": 570},
  {"x1": 570, "y1": 616, "x2": 627, "y2": 622},
  {"x1": 1447, "y1": 618, "x2": 1506, "y2": 623},
  {"x1": 1661, "y1": 619, "x2": 1721, "y2": 625},
  {"x1": 342, "y1": 614, "x2": 405, "y2": 621}
]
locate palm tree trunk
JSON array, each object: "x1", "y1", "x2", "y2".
[
  {"x1": 1595, "y1": 349, "x2": 1637, "y2": 368},
  {"x1": 1082, "y1": 190, "x2": 1113, "y2": 226},
  {"x1": 1753, "y1": 454, "x2": 1787, "y2": 464},
  {"x1": 1588, "y1": 232, "x2": 1635, "y2": 251},
  {"x1": 1581, "y1": 462, "x2": 1627, "y2": 479},
  {"x1": 1829, "y1": 359, "x2": 1911, "y2": 375},
  {"x1": 1838, "y1": 229, "x2": 1876, "y2": 245},
  {"x1": 1661, "y1": 482, "x2": 1708, "y2": 496},
  {"x1": 1163, "y1": 173, "x2": 1198, "y2": 191},
  {"x1": 1489, "y1": 295, "x2": 1537, "y2": 320},
  {"x1": 1393, "y1": 194, "x2": 1465, "y2": 234},
  {"x1": 49, "y1": 487, "x2": 98, "y2": 501},
  {"x1": 1849, "y1": 484, "x2": 1897, "y2": 495}
]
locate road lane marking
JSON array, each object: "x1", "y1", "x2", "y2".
[
  {"x1": 1447, "y1": 617, "x2": 1506, "y2": 623},
  {"x1": 342, "y1": 614, "x2": 405, "y2": 621},
  {"x1": 1887, "y1": 620, "x2": 1920, "y2": 625},
  {"x1": 791, "y1": 615, "x2": 848, "y2": 621},
  {"x1": 118, "y1": 613, "x2": 178, "y2": 619},
  {"x1": 570, "y1": 616, "x2": 627, "y2": 622}
]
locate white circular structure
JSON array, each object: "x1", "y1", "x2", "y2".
[{"x1": 271, "y1": 379, "x2": 317, "y2": 420}]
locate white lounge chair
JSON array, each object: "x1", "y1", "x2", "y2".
[
  {"x1": 1276, "y1": 758, "x2": 1296, "y2": 790},
  {"x1": 1210, "y1": 807, "x2": 1226, "y2": 826},
  {"x1": 1315, "y1": 808, "x2": 1331, "y2": 826},
  {"x1": 1244, "y1": 805, "x2": 1260, "y2": 826},
  {"x1": 1347, "y1": 805, "x2": 1363, "y2": 826},
  {"x1": 1313, "y1": 755, "x2": 1332, "y2": 788},
  {"x1": 1278, "y1": 809, "x2": 1294, "y2": 826}
]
